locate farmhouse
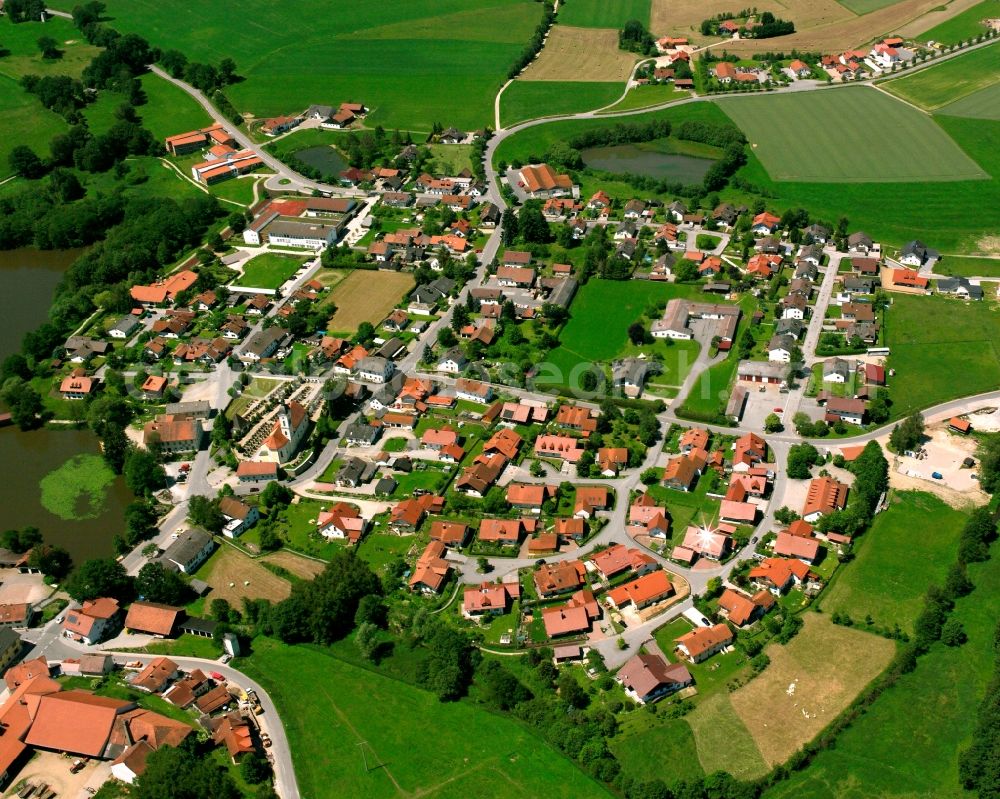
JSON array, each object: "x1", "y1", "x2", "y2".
[
  {"x1": 802, "y1": 476, "x2": 849, "y2": 521},
  {"x1": 518, "y1": 164, "x2": 576, "y2": 198}
]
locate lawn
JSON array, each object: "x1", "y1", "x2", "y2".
[
  {"x1": 500, "y1": 81, "x2": 624, "y2": 126},
  {"x1": 821, "y1": 491, "x2": 967, "y2": 633},
  {"x1": 232, "y1": 253, "x2": 306, "y2": 290},
  {"x1": 0, "y1": 77, "x2": 67, "y2": 178},
  {"x1": 917, "y1": 0, "x2": 1000, "y2": 43},
  {"x1": 238, "y1": 638, "x2": 615, "y2": 799},
  {"x1": 542, "y1": 279, "x2": 707, "y2": 388},
  {"x1": 355, "y1": 532, "x2": 419, "y2": 574},
  {"x1": 326, "y1": 270, "x2": 415, "y2": 334},
  {"x1": 38, "y1": 454, "x2": 117, "y2": 521},
  {"x1": 885, "y1": 293, "x2": 1000, "y2": 417},
  {"x1": 882, "y1": 41, "x2": 1000, "y2": 111},
  {"x1": 729, "y1": 614, "x2": 897, "y2": 768},
  {"x1": 715, "y1": 87, "x2": 988, "y2": 182},
  {"x1": 425, "y1": 144, "x2": 474, "y2": 175},
  {"x1": 56, "y1": 0, "x2": 543, "y2": 131},
  {"x1": 275, "y1": 498, "x2": 348, "y2": 560},
  {"x1": 0, "y1": 16, "x2": 101, "y2": 81},
  {"x1": 556, "y1": 0, "x2": 651, "y2": 28},
  {"x1": 144, "y1": 633, "x2": 224, "y2": 659},
  {"x1": 597, "y1": 84, "x2": 690, "y2": 114},
  {"x1": 677, "y1": 350, "x2": 739, "y2": 419},
  {"x1": 764, "y1": 528, "x2": 1000, "y2": 798}
]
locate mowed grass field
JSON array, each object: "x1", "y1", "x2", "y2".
[
  {"x1": 196, "y1": 546, "x2": 292, "y2": 606},
  {"x1": 885, "y1": 293, "x2": 1000, "y2": 416},
  {"x1": 597, "y1": 84, "x2": 690, "y2": 113},
  {"x1": 557, "y1": 0, "x2": 651, "y2": 28},
  {"x1": 821, "y1": 491, "x2": 968, "y2": 633},
  {"x1": 326, "y1": 270, "x2": 415, "y2": 334},
  {"x1": 68, "y1": 0, "x2": 541, "y2": 131},
  {"x1": 239, "y1": 639, "x2": 615, "y2": 799},
  {"x1": 730, "y1": 614, "x2": 896, "y2": 768},
  {"x1": 764, "y1": 531, "x2": 1000, "y2": 798},
  {"x1": 609, "y1": 717, "x2": 705, "y2": 785},
  {"x1": 84, "y1": 72, "x2": 212, "y2": 139},
  {"x1": 519, "y1": 26, "x2": 638, "y2": 82},
  {"x1": 883, "y1": 40, "x2": 1000, "y2": 110},
  {"x1": 500, "y1": 81, "x2": 624, "y2": 126},
  {"x1": 915, "y1": 0, "x2": 1000, "y2": 43},
  {"x1": 544, "y1": 279, "x2": 705, "y2": 384},
  {"x1": 716, "y1": 87, "x2": 988, "y2": 182},
  {"x1": 686, "y1": 692, "x2": 769, "y2": 779},
  {"x1": 233, "y1": 253, "x2": 306, "y2": 289}
]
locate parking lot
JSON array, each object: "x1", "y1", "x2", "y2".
[{"x1": 739, "y1": 382, "x2": 788, "y2": 431}]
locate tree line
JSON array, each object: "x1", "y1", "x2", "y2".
[{"x1": 507, "y1": 1, "x2": 555, "y2": 80}]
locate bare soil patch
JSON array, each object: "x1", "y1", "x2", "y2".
[
  {"x1": 729, "y1": 614, "x2": 895, "y2": 766},
  {"x1": 520, "y1": 26, "x2": 638, "y2": 81}
]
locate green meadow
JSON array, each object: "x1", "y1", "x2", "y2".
[
  {"x1": 715, "y1": 88, "x2": 988, "y2": 182},
  {"x1": 556, "y1": 0, "x2": 652, "y2": 28},
  {"x1": 882, "y1": 41, "x2": 1000, "y2": 111},
  {"x1": 917, "y1": 0, "x2": 1000, "y2": 44},
  {"x1": 59, "y1": 0, "x2": 542, "y2": 130},
  {"x1": 821, "y1": 491, "x2": 968, "y2": 633},
  {"x1": 500, "y1": 81, "x2": 624, "y2": 126}
]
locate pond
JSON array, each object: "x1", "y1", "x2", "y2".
[
  {"x1": 581, "y1": 142, "x2": 716, "y2": 184},
  {"x1": 294, "y1": 145, "x2": 348, "y2": 179},
  {"x1": 0, "y1": 248, "x2": 130, "y2": 562}
]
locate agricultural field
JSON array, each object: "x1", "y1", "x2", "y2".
[
  {"x1": 729, "y1": 614, "x2": 897, "y2": 768},
  {"x1": 194, "y1": 546, "x2": 293, "y2": 605},
  {"x1": 937, "y1": 81, "x2": 1000, "y2": 119},
  {"x1": 500, "y1": 81, "x2": 624, "y2": 126},
  {"x1": 557, "y1": 0, "x2": 651, "y2": 28},
  {"x1": 821, "y1": 491, "x2": 968, "y2": 632},
  {"x1": 233, "y1": 253, "x2": 307, "y2": 290},
  {"x1": 326, "y1": 270, "x2": 415, "y2": 334},
  {"x1": 837, "y1": 0, "x2": 903, "y2": 14},
  {"x1": 883, "y1": 40, "x2": 1000, "y2": 110},
  {"x1": 519, "y1": 26, "x2": 638, "y2": 82},
  {"x1": 597, "y1": 84, "x2": 690, "y2": 113},
  {"x1": 239, "y1": 638, "x2": 616, "y2": 799},
  {"x1": 764, "y1": 531, "x2": 1000, "y2": 798},
  {"x1": 49, "y1": 0, "x2": 541, "y2": 131},
  {"x1": 715, "y1": 88, "x2": 988, "y2": 182},
  {"x1": 913, "y1": 0, "x2": 1000, "y2": 43},
  {"x1": 732, "y1": 113, "x2": 1000, "y2": 251},
  {"x1": 542, "y1": 279, "x2": 706, "y2": 388},
  {"x1": 885, "y1": 293, "x2": 1000, "y2": 416}
]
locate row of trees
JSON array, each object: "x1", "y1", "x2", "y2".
[{"x1": 507, "y1": 1, "x2": 555, "y2": 79}]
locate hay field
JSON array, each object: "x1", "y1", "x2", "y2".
[
  {"x1": 326, "y1": 270, "x2": 415, "y2": 334},
  {"x1": 729, "y1": 614, "x2": 896, "y2": 767},
  {"x1": 200, "y1": 546, "x2": 293, "y2": 605},
  {"x1": 653, "y1": 0, "x2": 981, "y2": 54},
  {"x1": 651, "y1": 0, "x2": 852, "y2": 43},
  {"x1": 263, "y1": 550, "x2": 327, "y2": 579},
  {"x1": 520, "y1": 27, "x2": 638, "y2": 82}
]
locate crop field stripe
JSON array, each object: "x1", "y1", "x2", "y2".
[
  {"x1": 881, "y1": 40, "x2": 1000, "y2": 110},
  {"x1": 556, "y1": 0, "x2": 652, "y2": 28},
  {"x1": 715, "y1": 87, "x2": 988, "y2": 182}
]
